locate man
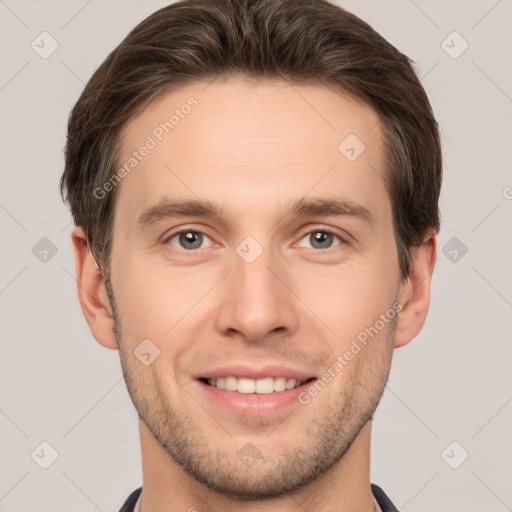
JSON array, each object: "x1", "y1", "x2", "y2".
[{"x1": 60, "y1": 0, "x2": 441, "y2": 510}]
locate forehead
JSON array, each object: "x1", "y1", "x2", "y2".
[{"x1": 115, "y1": 76, "x2": 388, "y2": 228}]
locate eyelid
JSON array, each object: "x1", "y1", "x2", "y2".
[
  {"x1": 163, "y1": 225, "x2": 217, "y2": 249},
  {"x1": 293, "y1": 225, "x2": 350, "y2": 248},
  {"x1": 161, "y1": 224, "x2": 351, "y2": 250}
]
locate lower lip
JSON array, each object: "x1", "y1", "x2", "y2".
[{"x1": 194, "y1": 379, "x2": 316, "y2": 416}]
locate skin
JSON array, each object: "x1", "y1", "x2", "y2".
[{"x1": 72, "y1": 76, "x2": 436, "y2": 512}]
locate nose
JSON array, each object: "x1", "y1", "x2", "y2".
[{"x1": 214, "y1": 243, "x2": 300, "y2": 344}]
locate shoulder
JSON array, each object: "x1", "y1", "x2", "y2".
[
  {"x1": 371, "y1": 483, "x2": 399, "y2": 512},
  {"x1": 118, "y1": 486, "x2": 142, "y2": 512}
]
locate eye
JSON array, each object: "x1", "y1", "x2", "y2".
[
  {"x1": 166, "y1": 230, "x2": 212, "y2": 250},
  {"x1": 297, "y1": 230, "x2": 343, "y2": 250}
]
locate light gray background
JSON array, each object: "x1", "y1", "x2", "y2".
[{"x1": 1, "y1": 1, "x2": 511, "y2": 511}]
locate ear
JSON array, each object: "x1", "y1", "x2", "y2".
[
  {"x1": 71, "y1": 226, "x2": 119, "y2": 350},
  {"x1": 394, "y1": 233, "x2": 437, "y2": 348}
]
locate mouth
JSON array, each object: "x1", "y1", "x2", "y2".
[
  {"x1": 198, "y1": 376, "x2": 317, "y2": 394},
  {"x1": 193, "y1": 365, "x2": 319, "y2": 416},
  {"x1": 194, "y1": 372, "x2": 318, "y2": 417}
]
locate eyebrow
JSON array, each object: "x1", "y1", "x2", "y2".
[
  {"x1": 137, "y1": 199, "x2": 221, "y2": 229},
  {"x1": 136, "y1": 196, "x2": 373, "y2": 230},
  {"x1": 289, "y1": 197, "x2": 373, "y2": 224}
]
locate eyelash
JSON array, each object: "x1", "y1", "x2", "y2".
[
  {"x1": 295, "y1": 228, "x2": 346, "y2": 249},
  {"x1": 164, "y1": 226, "x2": 347, "y2": 251}
]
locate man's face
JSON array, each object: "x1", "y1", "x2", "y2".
[{"x1": 109, "y1": 77, "x2": 403, "y2": 498}]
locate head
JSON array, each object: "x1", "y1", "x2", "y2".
[{"x1": 62, "y1": 0, "x2": 441, "y2": 501}]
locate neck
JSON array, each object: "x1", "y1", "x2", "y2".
[{"x1": 138, "y1": 417, "x2": 376, "y2": 512}]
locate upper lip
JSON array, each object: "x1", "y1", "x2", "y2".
[{"x1": 194, "y1": 364, "x2": 317, "y2": 381}]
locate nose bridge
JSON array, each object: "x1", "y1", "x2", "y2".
[{"x1": 215, "y1": 240, "x2": 299, "y2": 342}]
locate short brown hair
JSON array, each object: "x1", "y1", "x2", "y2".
[{"x1": 60, "y1": 0, "x2": 442, "y2": 281}]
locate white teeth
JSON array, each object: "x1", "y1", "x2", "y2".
[
  {"x1": 274, "y1": 377, "x2": 286, "y2": 392},
  {"x1": 285, "y1": 378, "x2": 297, "y2": 390},
  {"x1": 206, "y1": 376, "x2": 307, "y2": 393},
  {"x1": 224, "y1": 376, "x2": 238, "y2": 391},
  {"x1": 235, "y1": 378, "x2": 254, "y2": 393},
  {"x1": 255, "y1": 377, "x2": 274, "y2": 394}
]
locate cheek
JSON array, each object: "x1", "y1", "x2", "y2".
[
  {"x1": 112, "y1": 261, "x2": 221, "y2": 342},
  {"x1": 111, "y1": 265, "x2": 173, "y2": 341},
  {"x1": 291, "y1": 262, "x2": 398, "y2": 341},
  {"x1": 333, "y1": 314, "x2": 395, "y2": 388}
]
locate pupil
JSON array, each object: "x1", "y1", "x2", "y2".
[
  {"x1": 180, "y1": 231, "x2": 202, "y2": 249},
  {"x1": 312, "y1": 231, "x2": 332, "y2": 249}
]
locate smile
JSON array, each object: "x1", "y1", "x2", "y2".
[{"x1": 201, "y1": 376, "x2": 316, "y2": 394}]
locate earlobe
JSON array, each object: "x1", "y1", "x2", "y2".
[
  {"x1": 394, "y1": 233, "x2": 437, "y2": 348},
  {"x1": 71, "y1": 226, "x2": 119, "y2": 350}
]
